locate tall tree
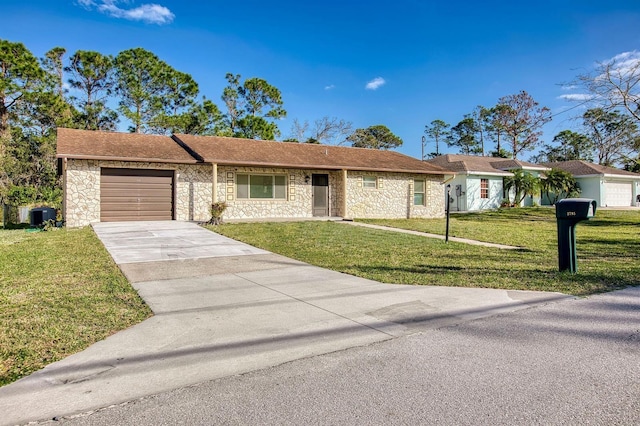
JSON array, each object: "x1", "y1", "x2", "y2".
[
  {"x1": 577, "y1": 52, "x2": 640, "y2": 123},
  {"x1": 66, "y1": 50, "x2": 117, "y2": 131},
  {"x1": 532, "y1": 130, "x2": 594, "y2": 163},
  {"x1": 447, "y1": 117, "x2": 482, "y2": 155},
  {"x1": 114, "y1": 48, "x2": 167, "y2": 133},
  {"x1": 289, "y1": 116, "x2": 353, "y2": 145},
  {"x1": 471, "y1": 105, "x2": 491, "y2": 156},
  {"x1": 0, "y1": 40, "x2": 46, "y2": 202},
  {"x1": 149, "y1": 69, "x2": 199, "y2": 134},
  {"x1": 582, "y1": 108, "x2": 640, "y2": 167},
  {"x1": 347, "y1": 125, "x2": 403, "y2": 150},
  {"x1": 41, "y1": 47, "x2": 66, "y2": 98},
  {"x1": 221, "y1": 73, "x2": 286, "y2": 140},
  {"x1": 114, "y1": 48, "x2": 198, "y2": 134},
  {"x1": 494, "y1": 91, "x2": 551, "y2": 159},
  {"x1": 0, "y1": 40, "x2": 44, "y2": 140},
  {"x1": 424, "y1": 119, "x2": 450, "y2": 158},
  {"x1": 485, "y1": 104, "x2": 511, "y2": 157},
  {"x1": 170, "y1": 98, "x2": 225, "y2": 135}
]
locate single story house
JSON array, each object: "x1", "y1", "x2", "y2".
[
  {"x1": 56, "y1": 128, "x2": 451, "y2": 227},
  {"x1": 544, "y1": 160, "x2": 640, "y2": 207},
  {"x1": 425, "y1": 154, "x2": 549, "y2": 211}
]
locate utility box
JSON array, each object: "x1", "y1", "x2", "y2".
[
  {"x1": 30, "y1": 207, "x2": 56, "y2": 227},
  {"x1": 555, "y1": 198, "x2": 597, "y2": 273}
]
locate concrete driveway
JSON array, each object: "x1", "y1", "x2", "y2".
[{"x1": 0, "y1": 221, "x2": 571, "y2": 425}]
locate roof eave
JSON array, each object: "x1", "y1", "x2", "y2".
[
  {"x1": 205, "y1": 159, "x2": 448, "y2": 175},
  {"x1": 56, "y1": 154, "x2": 201, "y2": 164},
  {"x1": 457, "y1": 171, "x2": 513, "y2": 176}
]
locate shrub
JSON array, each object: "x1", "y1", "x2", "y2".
[{"x1": 208, "y1": 201, "x2": 228, "y2": 225}]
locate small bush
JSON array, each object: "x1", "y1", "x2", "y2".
[{"x1": 208, "y1": 201, "x2": 228, "y2": 225}]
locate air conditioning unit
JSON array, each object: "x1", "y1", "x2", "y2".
[{"x1": 30, "y1": 207, "x2": 56, "y2": 227}]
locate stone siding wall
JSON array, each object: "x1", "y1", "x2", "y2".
[
  {"x1": 65, "y1": 160, "x2": 101, "y2": 227},
  {"x1": 64, "y1": 160, "x2": 212, "y2": 227},
  {"x1": 217, "y1": 166, "x2": 343, "y2": 219},
  {"x1": 65, "y1": 160, "x2": 444, "y2": 225},
  {"x1": 345, "y1": 171, "x2": 444, "y2": 219}
]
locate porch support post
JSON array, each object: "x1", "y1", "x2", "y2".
[
  {"x1": 62, "y1": 157, "x2": 67, "y2": 222},
  {"x1": 212, "y1": 163, "x2": 217, "y2": 204},
  {"x1": 342, "y1": 169, "x2": 348, "y2": 219}
]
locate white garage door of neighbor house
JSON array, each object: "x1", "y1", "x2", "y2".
[{"x1": 604, "y1": 181, "x2": 632, "y2": 207}]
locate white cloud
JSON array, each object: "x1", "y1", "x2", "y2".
[
  {"x1": 560, "y1": 84, "x2": 577, "y2": 91},
  {"x1": 324, "y1": 84, "x2": 335, "y2": 90},
  {"x1": 78, "y1": 0, "x2": 175, "y2": 25},
  {"x1": 365, "y1": 77, "x2": 386, "y2": 90},
  {"x1": 604, "y1": 50, "x2": 640, "y2": 66},
  {"x1": 600, "y1": 50, "x2": 640, "y2": 80},
  {"x1": 557, "y1": 93, "x2": 593, "y2": 101}
]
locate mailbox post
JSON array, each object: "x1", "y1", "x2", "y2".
[{"x1": 555, "y1": 198, "x2": 597, "y2": 273}]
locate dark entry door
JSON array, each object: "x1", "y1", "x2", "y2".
[{"x1": 312, "y1": 174, "x2": 329, "y2": 217}]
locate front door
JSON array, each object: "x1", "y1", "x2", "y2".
[{"x1": 312, "y1": 174, "x2": 329, "y2": 217}]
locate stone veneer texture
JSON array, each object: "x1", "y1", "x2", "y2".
[
  {"x1": 65, "y1": 161, "x2": 444, "y2": 226},
  {"x1": 216, "y1": 167, "x2": 343, "y2": 219},
  {"x1": 64, "y1": 160, "x2": 211, "y2": 227},
  {"x1": 346, "y1": 171, "x2": 444, "y2": 219},
  {"x1": 217, "y1": 167, "x2": 443, "y2": 220}
]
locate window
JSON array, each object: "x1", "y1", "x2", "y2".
[
  {"x1": 237, "y1": 174, "x2": 287, "y2": 199},
  {"x1": 480, "y1": 178, "x2": 489, "y2": 199},
  {"x1": 363, "y1": 176, "x2": 377, "y2": 189},
  {"x1": 414, "y1": 179, "x2": 425, "y2": 206}
]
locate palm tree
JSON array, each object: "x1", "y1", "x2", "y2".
[
  {"x1": 503, "y1": 169, "x2": 540, "y2": 206},
  {"x1": 540, "y1": 168, "x2": 580, "y2": 204}
]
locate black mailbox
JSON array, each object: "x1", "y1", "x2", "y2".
[{"x1": 555, "y1": 198, "x2": 597, "y2": 273}]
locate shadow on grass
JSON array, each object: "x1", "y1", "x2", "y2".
[
  {"x1": 352, "y1": 264, "x2": 554, "y2": 277},
  {"x1": 1, "y1": 223, "x2": 31, "y2": 230},
  {"x1": 583, "y1": 220, "x2": 640, "y2": 227}
]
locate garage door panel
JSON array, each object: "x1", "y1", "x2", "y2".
[
  {"x1": 604, "y1": 181, "x2": 632, "y2": 207},
  {"x1": 100, "y1": 168, "x2": 174, "y2": 222},
  {"x1": 101, "y1": 213, "x2": 172, "y2": 222},
  {"x1": 100, "y1": 189, "x2": 172, "y2": 199},
  {"x1": 101, "y1": 175, "x2": 174, "y2": 185},
  {"x1": 101, "y1": 202, "x2": 174, "y2": 212}
]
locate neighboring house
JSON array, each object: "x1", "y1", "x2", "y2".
[
  {"x1": 544, "y1": 161, "x2": 640, "y2": 207},
  {"x1": 56, "y1": 128, "x2": 450, "y2": 227},
  {"x1": 425, "y1": 154, "x2": 549, "y2": 211}
]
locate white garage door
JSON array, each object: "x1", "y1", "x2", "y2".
[{"x1": 604, "y1": 181, "x2": 632, "y2": 207}]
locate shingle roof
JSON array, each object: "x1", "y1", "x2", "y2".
[
  {"x1": 544, "y1": 160, "x2": 640, "y2": 178},
  {"x1": 56, "y1": 129, "x2": 448, "y2": 175},
  {"x1": 172, "y1": 134, "x2": 448, "y2": 175},
  {"x1": 425, "y1": 154, "x2": 546, "y2": 175},
  {"x1": 56, "y1": 128, "x2": 199, "y2": 164}
]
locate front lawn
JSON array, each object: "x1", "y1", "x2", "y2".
[
  {"x1": 212, "y1": 208, "x2": 639, "y2": 296},
  {"x1": 0, "y1": 227, "x2": 152, "y2": 386}
]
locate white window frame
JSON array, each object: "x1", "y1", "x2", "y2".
[
  {"x1": 363, "y1": 176, "x2": 377, "y2": 189},
  {"x1": 480, "y1": 178, "x2": 489, "y2": 199},
  {"x1": 414, "y1": 179, "x2": 425, "y2": 206}
]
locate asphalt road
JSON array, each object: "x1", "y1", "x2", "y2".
[{"x1": 48, "y1": 286, "x2": 640, "y2": 426}]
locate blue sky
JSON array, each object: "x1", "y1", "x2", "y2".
[{"x1": 3, "y1": 1, "x2": 640, "y2": 160}]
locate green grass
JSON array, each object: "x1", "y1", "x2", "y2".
[
  {"x1": 0, "y1": 227, "x2": 152, "y2": 386},
  {"x1": 211, "y1": 208, "x2": 639, "y2": 296}
]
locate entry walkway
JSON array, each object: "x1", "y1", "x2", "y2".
[
  {"x1": 342, "y1": 221, "x2": 521, "y2": 249},
  {"x1": 0, "y1": 221, "x2": 568, "y2": 425}
]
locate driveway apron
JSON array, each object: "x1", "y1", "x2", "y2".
[{"x1": 0, "y1": 221, "x2": 571, "y2": 426}]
